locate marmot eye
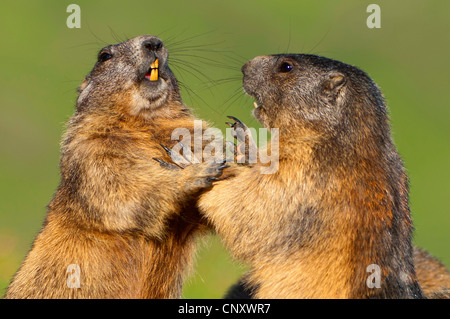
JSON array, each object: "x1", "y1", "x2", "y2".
[
  {"x1": 98, "y1": 52, "x2": 113, "y2": 62},
  {"x1": 279, "y1": 62, "x2": 293, "y2": 73}
]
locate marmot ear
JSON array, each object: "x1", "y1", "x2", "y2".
[{"x1": 322, "y1": 71, "x2": 346, "y2": 94}]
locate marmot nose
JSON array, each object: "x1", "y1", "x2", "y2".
[{"x1": 143, "y1": 38, "x2": 163, "y2": 52}]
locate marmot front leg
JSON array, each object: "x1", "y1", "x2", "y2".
[
  {"x1": 226, "y1": 116, "x2": 258, "y2": 164},
  {"x1": 155, "y1": 144, "x2": 229, "y2": 192}
]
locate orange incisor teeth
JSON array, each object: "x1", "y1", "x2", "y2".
[
  {"x1": 150, "y1": 58, "x2": 159, "y2": 81},
  {"x1": 150, "y1": 69, "x2": 158, "y2": 81},
  {"x1": 151, "y1": 58, "x2": 159, "y2": 68}
]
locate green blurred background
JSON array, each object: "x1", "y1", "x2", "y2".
[{"x1": 0, "y1": 0, "x2": 448, "y2": 298}]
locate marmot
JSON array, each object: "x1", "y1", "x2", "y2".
[
  {"x1": 4, "y1": 35, "x2": 226, "y2": 299},
  {"x1": 194, "y1": 54, "x2": 449, "y2": 298}
]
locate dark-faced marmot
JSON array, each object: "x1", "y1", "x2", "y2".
[{"x1": 196, "y1": 54, "x2": 449, "y2": 298}]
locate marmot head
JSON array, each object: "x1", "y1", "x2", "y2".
[
  {"x1": 242, "y1": 54, "x2": 389, "y2": 143},
  {"x1": 77, "y1": 35, "x2": 182, "y2": 118}
]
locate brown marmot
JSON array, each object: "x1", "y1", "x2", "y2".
[
  {"x1": 4, "y1": 35, "x2": 226, "y2": 299},
  {"x1": 194, "y1": 54, "x2": 449, "y2": 298}
]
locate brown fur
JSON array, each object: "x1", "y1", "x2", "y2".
[
  {"x1": 414, "y1": 247, "x2": 450, "y2": 298},
  {"x1": 4, "y1": 36, "x2": 220, "y2": 299},
  {"x1": 199, "y1": 54, "x2": 448, "y2": 298}
]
